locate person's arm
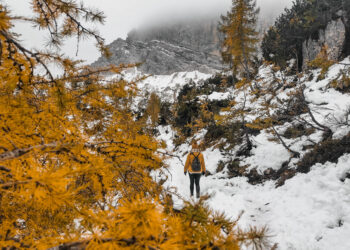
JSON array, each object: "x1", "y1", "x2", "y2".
[
  {"x1": 200, "y1": 153, "x2": 206, "y2": 174},
  {"x1": 184, "y1": 153, "x2": 191, "y2": 174}
]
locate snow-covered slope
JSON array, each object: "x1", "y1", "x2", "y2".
[
  {"x1": 120, "y1": 67, "x2": 213, "y2": 102},
  {"x1": 157, "y1": 125, "x2": 350, "y2": 249},
  {"x1": 119, "y1": 58, "x2": 350, "y2": 249}
]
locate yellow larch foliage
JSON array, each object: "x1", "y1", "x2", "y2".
[
  {"x1": 0, "y1": 1, "x2": 161, "y2": 248},
  {"x1": 308, "y1": 45, "x2": 336, "y2": 80},
  {"x1": 145, "y1": 92, "x2": 161, "y2": 128},
  {"x1": 219, "y1": 0, "x2": 259, "y2": 78}
]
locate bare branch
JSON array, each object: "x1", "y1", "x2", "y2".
[
  {"x1": 271, "y1": 126, "x2": 300, "y2": 158},
  {"x1": 299, "y1": 86, "x2": 333, "y2": 137},
  {"x1": 0, "y1": 142, "x2": 58, "y2": 162},
  {"x1": 0, "y1": 140, "x2": 160, "y2": 162},
  {"x1": 156, "y1": 150, "x2": 184, "y2": 167},
  {"x1": 1, "y1": 181, "x2": 30, "y2": 189},
  {"x1": 0, "y1": 165, "x2": 11, "y2": 172},
  {"x1": 0, "y1": 30, "x2": 56, "y2": 82}
]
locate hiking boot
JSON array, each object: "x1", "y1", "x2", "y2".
[{"x1": 196, "y1": 193, "x2": 200, "y2": 199}]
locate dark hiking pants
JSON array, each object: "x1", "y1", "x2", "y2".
[{"x1": 189, "y1": 173, "x2": 201, "y2": 198}]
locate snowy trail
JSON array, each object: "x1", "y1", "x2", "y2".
[
  {"x1": 142, "y1": 59, "x2": 350, "y2": 249},
  {"x1": 157, "y1": 126, "x2": 350, "y2": 250}
]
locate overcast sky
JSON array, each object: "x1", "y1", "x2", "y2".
[{"x1": 8, "y1": 0, "x2": 293, "y2": 64}]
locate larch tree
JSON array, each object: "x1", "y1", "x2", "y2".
[
  {"x1": 145, "y1": 92, "x2": 161, "y2": 128},
  {"x1": 218, "y1": 0, "x2": 260, "y2": 155},
  {"x1": 0, "y1": 1, "x2": 269, "y2": 249},
  {"x1": 0, "y1": 1, "x2": 164, "y2": 248},
  {"x1": 219, "y1": 0, "x2": 259, "y2": 79}
]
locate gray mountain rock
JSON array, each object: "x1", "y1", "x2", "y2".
[
  {"x1": 91, "y1": 19, "x2": 223, "y2": 75},
  {"x1": 303, "y1": 18, "x2": 346, "y2": 67}
]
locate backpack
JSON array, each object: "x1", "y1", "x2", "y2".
[{"x1": 191, "y1": 153, "x2": 201, "y2": 172}]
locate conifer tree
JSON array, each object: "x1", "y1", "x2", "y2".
[
  {"x1": 218, "y1": 0, "x2": 260, "y2": 153},
  {"x1": 145, "y1": 92, "x2": 161, "y2": 128},
  {"x1": 219, "y1": 0, "x2": 259, "y2": 79},
  {"x1": 262, "y1": 0, "x2": 350, "y2": 69}
]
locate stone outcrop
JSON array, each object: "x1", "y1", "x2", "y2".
[
  {"x1": 303, "y1": 18, "x2": 346, "y2": 67},
  {"x1": 91, "y1": 19, "x2": 223, "y2": 75}
]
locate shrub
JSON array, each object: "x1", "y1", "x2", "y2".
[
  {"x1": 330, "y1": 70, "x2": 350, "y2": 93},
  {"x1": 159, "y1": 101, "x2": 172, "y2": 125},
  {"x1": 174, "y1": 99, "x2": 200, "y2": 136},
  {"x1": 216, "y1": 160, "x2": 226, "y2": 173},
  {"x1": 307, "y1": 45, "x2": 335, "y2": 80},
  {"x1": 297, "y1": 132, "x2": 350, "y2": 173},
  {"x1": 283, "y1": 124, "x2": 315, "y2": 139},
  {"x1": 207, "y1": 99, "x2": 230, "y2": 114}
]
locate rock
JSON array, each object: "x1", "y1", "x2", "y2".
[
  {"x1": 303, "y1": 18, "x2": 346, "y2": 67},
  {"x1": 225, "y1": 159, "x2": 298, "y2": 187},
  {"x1": 91, "y1": 19, "x2": 223, "y2": 75},
  {"x1": 340, "y1": 172, "x2": 350, "y2": 182}
]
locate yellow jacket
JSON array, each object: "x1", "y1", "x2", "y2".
[{"x1": 184, "y1": 151, "x2": 206, "y2": 174}]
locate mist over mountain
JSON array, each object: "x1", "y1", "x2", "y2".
[
  {"x1": 91, "y1": 18, "x2": 224, "y2": 75},
  {"x1": 90, "y1": 0, "x2": 292, "y2": 75}
]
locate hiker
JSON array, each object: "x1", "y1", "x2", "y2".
[{"x1": 184, "y1": 141, "x2": 206, "y2": 198}]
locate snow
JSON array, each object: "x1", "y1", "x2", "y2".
[
  {"x1": 200, "y1": 91, "x2": 232, "y2": 101},
  {"x1": 150, "y1": 58, "x2": 350, "y2": 249},
  {"x1": 106, "y1": 56, "x2": 350, "y2": 249},
  {"x1": 243, "y1": 131, "x2": 291, "y2": 173},
  {"x1": 159, "y1": 125, "x2": 350, "y2": 249},
  {"x1": 118, "y1": 68, "x2": 212, "y2": 102},
  {"x1": 300, "y1": 63, "x2": 350, "y2": 143}
]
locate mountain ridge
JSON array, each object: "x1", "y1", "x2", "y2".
[{"x1": 91, "y1": 19, "x2": 224, "y2": 75}]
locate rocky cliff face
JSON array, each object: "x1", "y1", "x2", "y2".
[
  {"x1": 303, "y1": 18, "x2": 347, "y2": 66},
  {"x1": 91, "y1": 19, "x2": 223, "y2": 75}
]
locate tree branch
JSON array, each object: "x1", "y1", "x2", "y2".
[
  {"x1": 271, "y1": 126, "x2": 300, "y2": 158},
  {"x1": 57, "y1": 237, "x2": 137, "y2": 249},
  {"x1": 1, "y1": 180, "x2": 30, "y2": 189},
  {"x1": 156, "y1": 150, "x2": 184, "y2": 167},
  {"x1": 299, "y1": 87, "x2": 333, "y2": 137},
  {"x1": 0, "y1": 140, "x2": 160, "y2": 162},
  {"x1": 0, "y1": 142, "x2": 58, "y2": 162},
  {"x1": 0, "y1": 165, "x2": 11, "y2": 172},
  {"x1": 0, "y1": 30, "x2": 55, "y2": 82}
]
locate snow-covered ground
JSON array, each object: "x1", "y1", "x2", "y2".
[
  {"x1": 157, "y1": 125, "x2": 350, "y2": 250},
  {"x1": 120, "y1": 68, "x2": 213, "y2": 102},
  {"x1": 126, "y1": 58, "x2": 350, "y2": 249}
]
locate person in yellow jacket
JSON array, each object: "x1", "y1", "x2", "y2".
[{"x1": 184, "y1": 141, "x2": 206, "y2": 198}]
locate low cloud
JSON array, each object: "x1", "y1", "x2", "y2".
[
  {"x1": 131, "y1": 0, "x2": 294, "y2": 30},
  {"x1": 8, "y1": 0, "x2": 294, "y2": 63}
]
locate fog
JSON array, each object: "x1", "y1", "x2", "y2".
[{"x1": 8, "y1": 0, "x2": 293, "y2": 63}]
